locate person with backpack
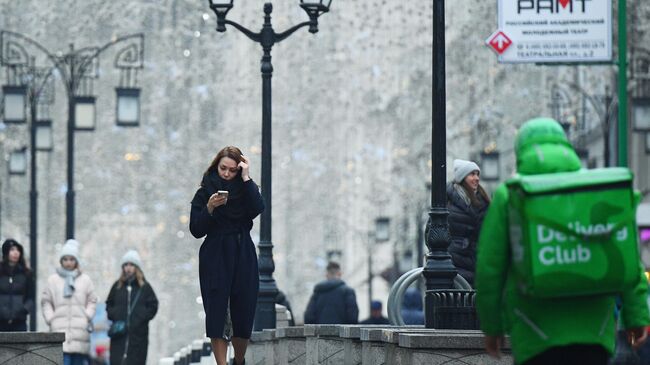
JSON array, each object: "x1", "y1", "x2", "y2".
[
  {"x1": 0, "y1": 239, "x2": 33, "y2": 332},
  {"x1": 106, "y1": 250, "x2": 158, "y2": 365},
  {"x1": 475, "y1": 117, "x2": 650, "y2": 365},
  {"x1": 41, "y1": 239, "x2": 98, "y2": 365}
]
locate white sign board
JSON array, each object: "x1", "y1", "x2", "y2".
[{"x1": 497, "y1": 0, "x2": 612, "y2": 63}]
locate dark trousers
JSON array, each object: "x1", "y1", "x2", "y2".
[
  {"x1": 522, "y1": 344, "x2": 609, "y2": 365},
  {"x1": 0, "y1": 320, "x2": 27, "y2": 332}
]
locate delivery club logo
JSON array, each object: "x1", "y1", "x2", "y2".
[
  {"x1": 518, "y1": 0, "x2": 592, "y2": 14},
  {"x1": 535, "y1": 222, "x2": 628, "y2": 266}
]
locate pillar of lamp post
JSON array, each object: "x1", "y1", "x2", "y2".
[
  {"x1": 207, "y1": 0, "x2": 332, "y2": 331},
  {"x1": 422, "y1": 0, "x2": 458, "y2": 329},
  {"x1": 2, "y1": 59, "x2": 57, "y2": 330}
]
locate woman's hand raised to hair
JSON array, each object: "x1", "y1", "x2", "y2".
[{"x1": 240, "y1": 155, "x2": 250, "y2": 182}]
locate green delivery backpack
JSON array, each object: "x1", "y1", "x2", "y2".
[{"x1": 506, "y1": 167, "x2": 641, "y2": 298}]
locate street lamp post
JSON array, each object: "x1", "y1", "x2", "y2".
[
  {"x1": 2, "y1": 31, "x2": 143, "y2": 330},
  {"x1": 2, "y1": 59, "x2": 54, "y2": 330},
  {"x1": 207, "y1": 0, "x2": 333, "y2": 331},
  {"x1": 1, "y1": 30, "x2": 145, "y2": 240},
  {"x1": 422, "y1": 0, "x2": 457, "y2": 329}
]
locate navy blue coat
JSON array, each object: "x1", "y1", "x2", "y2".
[
  {"x1": 401, "y1": 288, "x2": 424, "y2": 325},
  {"x1": 190, "y1": 175, "x2": 264, "y2": 339},
  {"x1": 304, "y1": 279, "x2": 358, "y2": 324},
  {"x1": 446, "y1": 183, "x2": 489, "y2": 285}
]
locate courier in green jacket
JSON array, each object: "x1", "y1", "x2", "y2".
[{"x1": 475, "y1": 117, "x2": 650, "y2": 365}]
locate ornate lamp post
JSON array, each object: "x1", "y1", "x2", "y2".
[
  {"x1": 207, "y1": 0, "x2": 333, "y2": 330},
  {"x1": 421, "y1": 0, "x2": 458, "y2": 328},
  {"x1": 1, "y1": 30, "x2": 144, "y2": 240},
  {"x1": 2, "y1": 31, "x2": 143, "y2": 330}
]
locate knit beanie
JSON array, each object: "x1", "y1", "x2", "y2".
[
  {"x1": 453, "y1": 159, "x2": 481, "y2": 184},
  {"x1": 121, "y1": 249, "x2": 143, "y2": 269},
  {"x1": 2, "y1": 239, "x2": 22, "y2": 260},
  {"x1": 60, "y1": 239, "x2": 80, "y2": 263}
]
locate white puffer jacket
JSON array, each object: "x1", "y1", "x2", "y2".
[{"x1": 41, "y1": 271, "x2": 98, "y2": 354}]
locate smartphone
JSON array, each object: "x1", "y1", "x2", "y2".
[{"x1": 217, "y1": 190, "x2": 229, "y2": 197}]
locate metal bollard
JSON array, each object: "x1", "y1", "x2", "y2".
[
  {"x1": 179, "y1": 348, "x2": 187, "y2": 365},
  {"x1": 190, "y1": 339, "x2": 203, "y2": 364},
  {"x1": 201, "y1": 337, "x2": 216, "y2": 365},
  {"x1": 185, "y1": 345, "x2": 193, "y2": 364},
  {"x1": 160, "y1": 358, "x2": 175, "y2": 365}
]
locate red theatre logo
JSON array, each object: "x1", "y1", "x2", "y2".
[
  {"x1": 518, "y1": 0, "x2": 592, "y2": 13},
  {"x1": 487, "y1": 31, "x2": 513, "y2": 55}
]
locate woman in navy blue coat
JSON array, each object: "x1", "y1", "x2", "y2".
[{"x1": 190, "y1": 146, "x2": 264, "y2": 365}]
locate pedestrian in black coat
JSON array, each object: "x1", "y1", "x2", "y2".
[
  {"x1": 446, "y1": 159, "x2": 490, "y2": 286},
  {"x1": 106, "y1": 250, "x2": 158, "y2": 365},
  {"x1": 190, "y1": 146, "x2": 264, "y2": 365},
  {"x1": 0, "y1": 239, "x2": 33, "y2": 332},
  {"x1": 304, "y1": 262, "x2": 359, "y2": 324},
  {"x1": 360, "y1": 300, "x2": 390, "y2": 325}
]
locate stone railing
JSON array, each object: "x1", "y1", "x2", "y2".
[
  {"x1": 159, "y1": 304, "x2": 510, "y2": 364},
  {"x1": 160, "y1": 304, "x2": 292, "y2": 364},
  {"x1": 0, "y1": 332, "x2": 65, "y2": 365},
  {"x1": 245, "y1": 324, "x2": 512, "y2": 365}
]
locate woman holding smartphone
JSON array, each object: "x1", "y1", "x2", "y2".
[{"x1": 190, "y1": 146, "x2": 264, "y2": 365}]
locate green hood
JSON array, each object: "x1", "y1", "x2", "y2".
[{"x1": 515, "y1": 117, "x2": 581, "y2": 175}]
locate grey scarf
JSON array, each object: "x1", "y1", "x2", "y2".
[{"x1": 56, "y1": 267, "x2": 80, "y2": 298}]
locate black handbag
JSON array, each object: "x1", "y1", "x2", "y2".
[
  {"x1": 108, "y1": 320, "x2": 127, "y2": 338},
  {"x1": 108, "y1": 285, "x2": 142, "y2": 339}
]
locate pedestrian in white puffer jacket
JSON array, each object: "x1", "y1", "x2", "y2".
[{"x1": 42, "y1": 239, "x2": 98, "y2": 365}]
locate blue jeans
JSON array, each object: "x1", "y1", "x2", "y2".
[{"x1": 64, "y1": 353, "x2": 89, "y2": 365}]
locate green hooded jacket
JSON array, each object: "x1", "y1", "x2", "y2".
[{"x1": 475, "y1": 118, "x2": 650, "y2": 363}]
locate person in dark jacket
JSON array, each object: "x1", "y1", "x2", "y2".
[
  {"x1": 401, "y1": 287, "x2": 424, "y2": 325},
  {"x1": 0, "y1": 239, "x2": 33, "y2": 332},
  {"x1": 304, "y1": 261, "x2": 359, "y2": 324},
  {"x1": 106, "y1": 250, "x2": 158, "y2": 365},
  {"x1": 190, "y1": 146, "x2": 264, "y2": 365},
  {"x1": 360, "y1": 300, "x2": 390, "y2": 325},
  {"x1": 446, "y1": 159, "x2": 490, "y2": 286}
]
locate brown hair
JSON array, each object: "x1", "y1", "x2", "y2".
[
  {"x1": 202, "y1": 146, "x2": 244, "y2": 183},
  {"x1": 117, "y1": 265, "x2": 146, "y2": 288},
  {"x1": 460, "y1": 181, "x2": 491, "y2": 207}
]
